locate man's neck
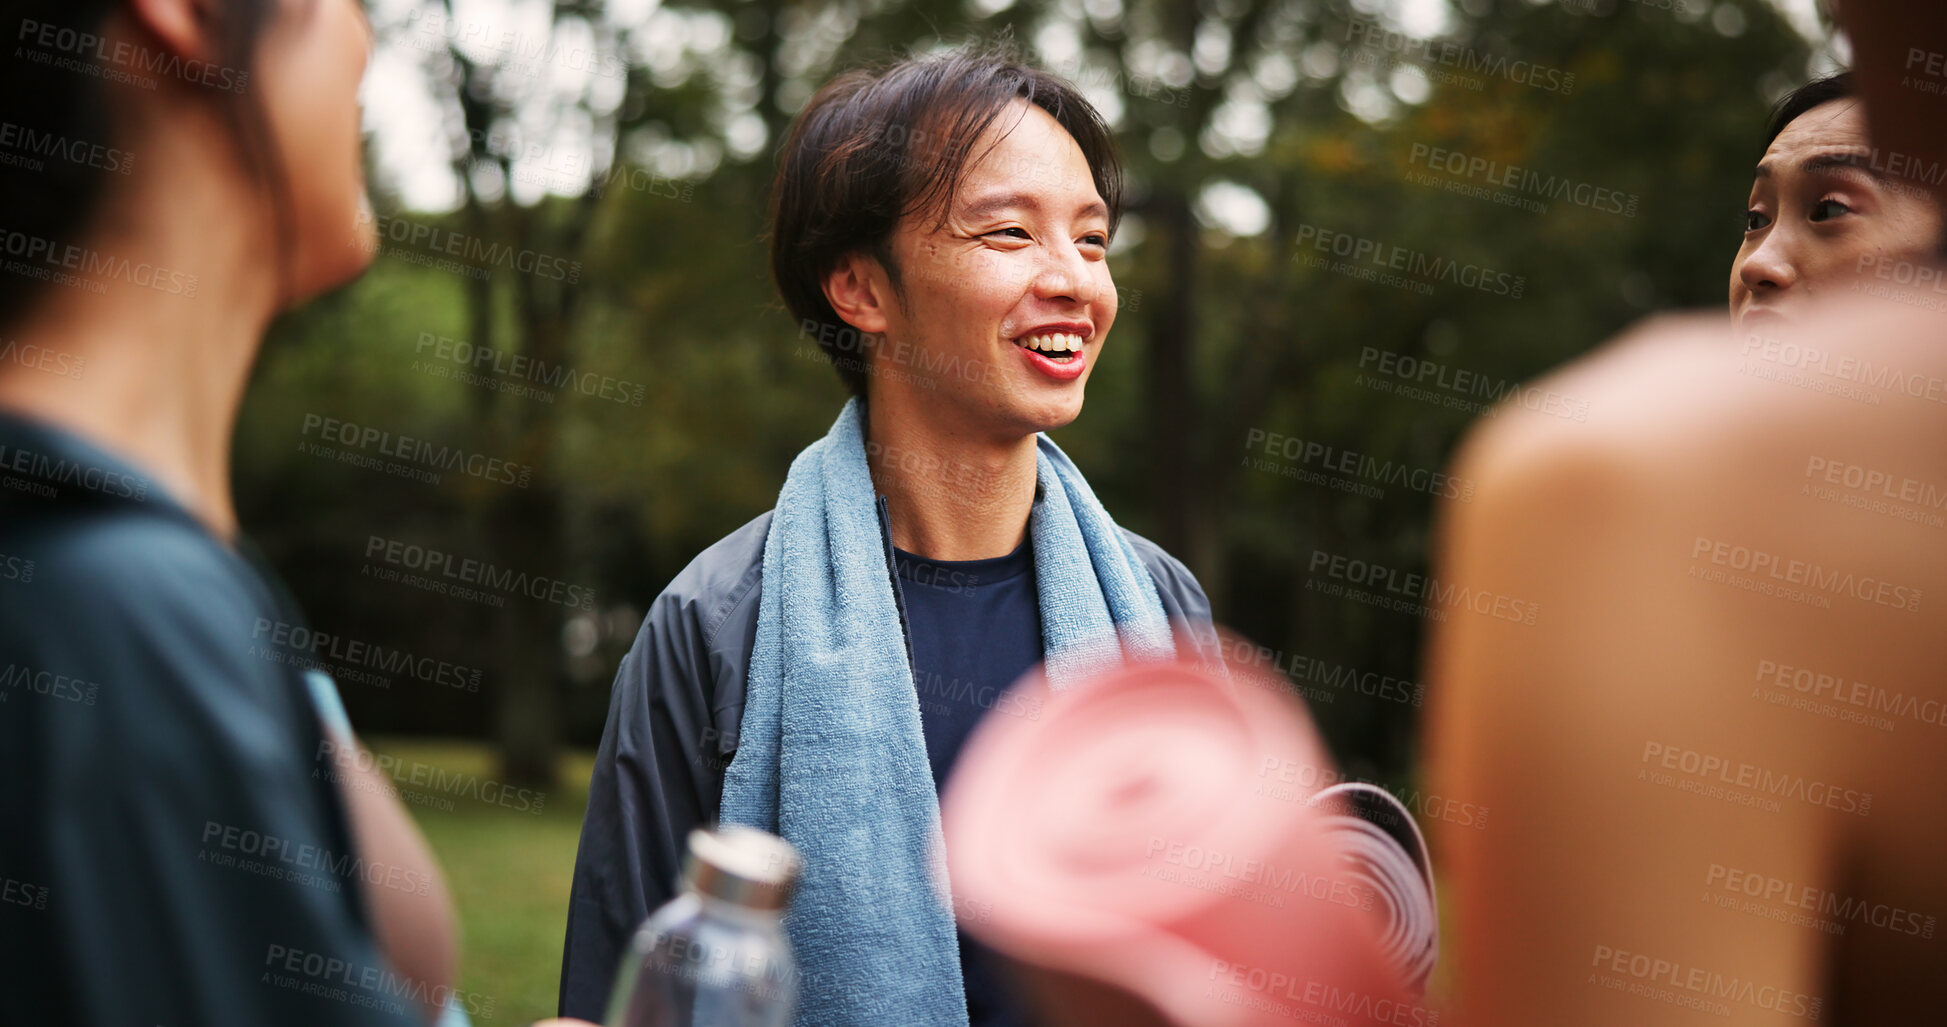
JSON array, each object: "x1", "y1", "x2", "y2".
[
  {"x1": 0, "y1": 171, "x2": 272, "y2": 543},
  {"x1": 864, "y1": 396, "x2": 1039, "y2": 561}
]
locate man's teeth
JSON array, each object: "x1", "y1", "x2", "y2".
[{"x1": 1019, "y1": 332, "x2": 1083, "y2": 354}]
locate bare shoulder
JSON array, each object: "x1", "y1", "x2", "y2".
[
  {"x1": 1452, "y1": 305, "x2": 1947, "y2": 502},
  {"x1": 1437, "y1": 302, "x2": 1947, "y2": 775},
  {"x1": 1427, "y1": 302, "x2": 1947, "y2": 1025}
]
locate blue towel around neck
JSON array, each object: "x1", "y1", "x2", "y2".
[{"x1": 718, "y1": 397, "x2": 1177, "y2": 1027}]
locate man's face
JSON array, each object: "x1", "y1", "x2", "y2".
[
  {"x1": 1729, "y1": 100, "x2": 1944, "y2": 336},
  {"x1": 869, "y1": 100, "x2": 1117, "y2": 439}
]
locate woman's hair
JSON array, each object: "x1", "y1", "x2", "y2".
[
  {"x1": 768, "y1": 39, "x2": 1123, "y2": 397},
  {"x1": 1762, "y1": 72, "x2": 1854, "y2": 148},
  {"x1": 0, "y1": 0, "x2": 291, "y2": 326}
]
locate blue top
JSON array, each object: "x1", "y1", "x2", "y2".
[
  {"x1": 891, "y1": 536, "x2": 1040, "y2": 1027},
  {"x1": 554, "y1": 497, "x2": 1222, "y2": 1022},
  {"x1": 0, "y1": 409, "x2": 420, "y2": 1027}
]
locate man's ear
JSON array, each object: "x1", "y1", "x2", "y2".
[
  {"x1": 821, "y1": 250, "x2": 894, "y2": 337},
  {"x1": 124, "y1": 0, "x2": 225, "y2": 64}
]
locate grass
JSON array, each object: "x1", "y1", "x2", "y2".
[{"x1": 366, "y1": 736, "x2": 598, "y2": 1026}]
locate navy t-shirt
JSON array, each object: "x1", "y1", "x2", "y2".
[
  {"x1": 892, "y1": 535, "x2": 1041, "y2": 1027},
  {"x1": 0, "y1": 409, "x2": 419, "y2": 1027}
]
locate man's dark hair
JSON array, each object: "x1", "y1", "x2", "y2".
[
  {"x1": 768, "y1": 41, "x2": 1123, "y2": 397},
  {"x1": 1763, "y1": 72, "x2": 1854, "y2": 148}
]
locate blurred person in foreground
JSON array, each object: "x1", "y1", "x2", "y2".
[
  {"x1": 0, "y1": 0, "x2": 584, "y2": 1023},
  {"x1": 560, "y1": 43, "x2": 1222, "y2": 1026},
  {"x1": 1731, "y1": 71, "x2": 1944, "y2": 337},
  {"x1": 1426, "y1": 0, "x2": 1947, "y2": 1022}
]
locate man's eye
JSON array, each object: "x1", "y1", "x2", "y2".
[
  {"x1": 1810, "y1": 199, "x2": 1850, "y2": 222},
  {"x1": 988, "y1": 228, "x2": 1031, "y2": 240},
  {"x1": 1744, "y1": 209, "x2": 1771, "y2": 233},
  {"x1": 1081, "y1": 234, "x2": 1109, "y2": 248}
]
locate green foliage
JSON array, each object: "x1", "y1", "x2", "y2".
[{"x1": 238, "y1": 0, "x2": 1815, "y2": 779}]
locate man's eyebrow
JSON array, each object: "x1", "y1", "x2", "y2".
[{"x1": 959, "y1": 190, "x2": 1108, "y2": 221}]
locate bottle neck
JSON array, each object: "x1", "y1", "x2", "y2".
[{"x1": 685, "y1": 882, "x2": 788, "y2": 929}]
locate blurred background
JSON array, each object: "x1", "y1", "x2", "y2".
[{"x1": 238, "y1": 0, "x2": 1840, "y2": 1017}]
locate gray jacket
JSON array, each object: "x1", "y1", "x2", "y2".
[{"x1": 557, "y1": 491, "x2": 1219, "y2": 1020}]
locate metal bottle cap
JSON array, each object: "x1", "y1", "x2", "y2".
[{"x1": 683, "y1": 826, "x2": 802, "y2": 911}]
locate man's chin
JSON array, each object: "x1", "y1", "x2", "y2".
[{"x1": 1017, "y1": 393, "x2": 1085, "y2": 436}]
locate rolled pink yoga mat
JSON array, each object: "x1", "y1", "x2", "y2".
[{"x1": 941, "y1": 655, "x2": 1432, "y2": 1027}]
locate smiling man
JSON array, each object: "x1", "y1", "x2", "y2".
[{"x1": 558, "y1": 45, "x2": 1220, "y2": 1027}]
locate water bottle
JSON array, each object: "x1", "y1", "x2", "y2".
[{"x1": 606, "y1": 826, "x2": 803, "y2": 1027}]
